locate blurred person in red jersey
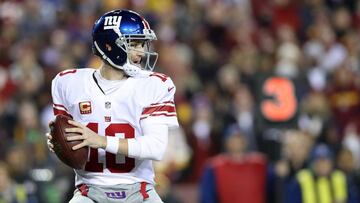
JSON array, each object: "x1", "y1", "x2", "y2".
[
  {"x1": 199, "y1": 124, "x2": 267, "y2": 203},
  {"x1": 326, "y1": 65, "x2": 360, "y2": 139}
]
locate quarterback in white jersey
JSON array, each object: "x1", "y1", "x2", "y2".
[
  {"x1": 52, "y1": 68, "x2": 178, "y2": 185},
  {"x1": 47, "y1": 9, "x2": 178, "y2": 203}
]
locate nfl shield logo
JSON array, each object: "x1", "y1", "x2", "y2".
[{"x1": 105, "y1": 101, "x2": 111, "y2": 109}]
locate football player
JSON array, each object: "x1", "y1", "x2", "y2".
[{"x1": 46, "y1": 9, "x2": 178, "y2": 203}]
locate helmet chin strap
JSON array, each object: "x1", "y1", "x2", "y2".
[{"x1": 122, "y1": 58, "x2": 141, "y2": 77}]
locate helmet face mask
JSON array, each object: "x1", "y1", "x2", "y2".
[
  {"x1": 92, "y1": 9, "x2": 158, "y2": 76},
  {"x1": 117, "y1": 38, "x2": 158, "y2": 71}
]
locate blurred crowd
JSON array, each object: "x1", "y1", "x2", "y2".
[{"x1": 1, "y1": 0, "x2": 360, "y2": 202}]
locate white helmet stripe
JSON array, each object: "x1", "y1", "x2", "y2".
[{"x1": 142, "y1": 19, "x2": 150, "y2": 29}]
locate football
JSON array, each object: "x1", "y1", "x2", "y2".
[{"x1": 50, "y1": 114, "x2": 89, "y2": 170}]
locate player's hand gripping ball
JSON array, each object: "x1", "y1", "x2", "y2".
[{"x1": 50, "y1": 114, "x2": 89, "y2": 169}]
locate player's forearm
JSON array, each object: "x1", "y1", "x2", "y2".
[
  {"x1": 127, "y1": 124, "x2": 168, "y2": 161},
  {"x1": 127, "y1": 136, "x2": 167, "y2": 161},
  {"x1": 102, "y1": 123, "x2": 168, "y2": 160}
]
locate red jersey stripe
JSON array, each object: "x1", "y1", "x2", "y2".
[
  {"x1": 140, "y1": 113, "x2": 177, "y2": 120},
  {"x1": 53, "y1": 103, "x2": 68, "y2": 111},
  {"x1": 149, "y1": 101, "x2": 174, "y2": 106},
  {"x1": 142, "y1": 105, "x2": 176, "y2": 115},
  {"x1": 53, "y1": 108, "x2": 73, "y2": 118}
]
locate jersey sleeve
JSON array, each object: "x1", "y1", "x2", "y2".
[
  {"x1": 51, "y1": 72, "x2": 72, "y2": 118},
  {"x1": 140, "y1": 74, "x2": 179, "y2": 128}
]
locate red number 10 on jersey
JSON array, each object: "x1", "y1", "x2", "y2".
[{"x1": 84, "y1": 123, "x2": 135, "y2": 173}]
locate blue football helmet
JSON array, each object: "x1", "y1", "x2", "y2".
[{"x1": 92, "y1": 9, "x2": 158, "y2": 76}]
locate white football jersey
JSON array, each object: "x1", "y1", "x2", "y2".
[{"x1": 51, "y1": 68, "x2": 179, "y2": 186}]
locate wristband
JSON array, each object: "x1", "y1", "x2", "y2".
[{"x1": 105, "y1": 136, "x2": 119, "y2": 154}]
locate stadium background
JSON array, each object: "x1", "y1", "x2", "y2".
[{"x1": 1, "y1": 0, "x2": 360, "y2": 202}]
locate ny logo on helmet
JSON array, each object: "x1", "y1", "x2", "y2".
[{"x1": 104, "y1": 16, "x2": 122, "y2": 30}]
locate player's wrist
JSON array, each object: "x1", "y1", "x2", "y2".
[{"x1": 105, "y1": 136, "x2": 119, "y2": 154}]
